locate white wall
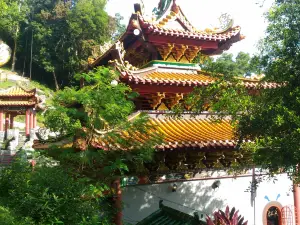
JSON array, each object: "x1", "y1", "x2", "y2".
[{"x1": 122, "y1": 173, "x2": 294, "y2": 225}]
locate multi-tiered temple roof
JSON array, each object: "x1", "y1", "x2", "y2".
[
  {"x1": 35, "y1": 1, "x2": 256, "y2": 177},
  {"x1": 92, "y1": 0, "x2": 243, "y2": 68},
  {"x1": 87, "y1": 0, "x2": 256, "y2": 175}
]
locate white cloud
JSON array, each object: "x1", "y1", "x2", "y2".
[{"x1": 106, "y1": 0, "x2": 274, "y2": 56}]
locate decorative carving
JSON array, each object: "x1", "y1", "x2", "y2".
[
  {"x1": 166, "y1": 93, "x2": 183, "y2": 109},
  {"x1": 172, "y1": 45, "x2": 188, "y2": 62},
  {"x1": 185, "y1": 46, "x2": 201, "y2": 62},
  {"x1": 149, "y1": 92, "x2": 165, "y2": 109},
  {"x1": 152, "y1": 0, "x2": 173, "y2": 19},
  {"x1": 108, "y1": 41, "x2": 139, "y2": 72},
  {"x1": 155, "y1": 43, "x2": 174, "y2": 60},
  {"x1": 217, "y1": 13, "x2": 234, "y2": 33},
  {"x1": 186, "y1": 152, "x2": 206, "y2": 170},
  {"x1": 157, "y1": 102, "x2": 169, "y2": 111},
  {"x1": 206, "y1": 13, "x2": 234, "y2": 34},
  {"x1": 165, "y1": 152, "x2": 186, "y2": 171}
]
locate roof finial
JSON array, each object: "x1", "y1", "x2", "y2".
[
  {"x1": 134, "y1": 0, "x2": 145, "y2": 15},
  {"x1": 152, "y1": 0, "x2": 172, "y2": 19}
]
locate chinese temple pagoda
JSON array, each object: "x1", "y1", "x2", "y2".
[
  {"x1": 91, "y1": 0, "x2": 254, "y2": 176},
  {"x1": 90, "y1": 1, "x2": 299, "y2": 225},
  {"x1": 0, "y1": 85, "x2": 39, "y2": 138}
]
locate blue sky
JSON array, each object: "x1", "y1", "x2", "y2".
[{"x1": 106, "y1": 0, "x2": 274, "y2": 57}]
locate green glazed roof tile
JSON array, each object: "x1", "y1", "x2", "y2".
[{"x1": 136, "y1": 200, "x2": 206, "y2": 225}]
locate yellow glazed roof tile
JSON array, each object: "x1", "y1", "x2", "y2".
[
  {"x1": 94, "y1": 116, "x2": 237, "y2": 151},
  {"x1": 0, "y1": 100, "x2": 36, "y2": 106},
  {"x1": 0, "y1": 86, "x2": 36, "y2": 97},
  {"x1": 145, "y1": 72, "x2": 216, "y2": 82}
]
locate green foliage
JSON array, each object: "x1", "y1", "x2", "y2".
[
  {"x1": 0, "y1": 160, "x2": 107, "y2": 225},
  {"x1": 206, "y1": 206, "x2": 248, "y2": 225},
  {"x1": 196, "y1": 52, "x2": 261, "y2": 78},
  {"x1": 0, "y1": 80, "x2": 15, "y2": 89},
  {"x1": 1, "y1": 0, "x2": 127, "y2": 87},
  {"x1": 188, "y1": 0, "x2": 300, "y2": 180},
  {"x1": 0, "y1": 206, "x2": 34, "y2": 225},
  {"x1": 0, "y1": 0, "x2": 28, "y2": 39},
  {"x1": 43, "y1": 67, "x2": 161, "y2": 180}
]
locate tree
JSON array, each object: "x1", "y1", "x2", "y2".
[
  {"x1": 0, "y1": 160, "x2": 104, "y2": 224},
  {"x1": 43, "y1": 66, "x2": 161, "y2": 183},
  {"x1": 198, "y1": 52, "x2": 256, "y2": 78},
  {"x1": 36, "y1": 67, "x2": 161, "y2": 223},
  {"x1": 0, "y1": 0, "x2": 28, "y2": 71},
  {"x1": 1, "y1": 0, "x2": 126, "y2": 88},
  {"x1": 187, "y1": 0, "x2": 300, "y2": 180}
]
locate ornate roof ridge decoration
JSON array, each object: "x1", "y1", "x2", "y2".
[
  {"x1": 138, "y1": 13, "x2": 241, "y2": 40},
  {"x1": 152, "y1": 0, "x2": 195, "y2": 32},
  {"x1": 0, "y1": 84, "x2": 36, "y2": 97},
  {"x1": 138, "y1": 0, "x2": 239, "y2": 36},
  {"x1": 121, "y1": 68, "x2": 281, "y2": 90},
  {"x1": 107, "y1": 41, "x2": 139, "y2": 73},
  {"x1": 91, "y1": 1, "x2": 244, "y2": 68}
]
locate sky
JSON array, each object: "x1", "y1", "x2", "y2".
[{"x1": 106, "y1": 0, "x2": 274, "y2": 57}]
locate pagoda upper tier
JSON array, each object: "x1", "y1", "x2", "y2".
[{"x1": 92, "y1": 0, "x2": 244, "y2": 68}]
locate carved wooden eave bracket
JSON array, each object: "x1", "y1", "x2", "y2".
[
  {"x1": 166, "y1": 93, "x2": 183, "y2": 109},
  {"x1": 149, "y1": 92, "x2": 166, "y2": 109},
  {"x1": 108, "y1": 41, "x2": 139, "y2": 74}
]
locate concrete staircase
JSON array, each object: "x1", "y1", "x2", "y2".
[
  {"x1": 0, "y1": 131, "x2": 27, "y2": 166},
  {"x1": 0, "y1": 150, "x2": 16, "y2": 166}
]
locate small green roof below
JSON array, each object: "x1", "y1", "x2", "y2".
[{"x1": 136, "y1": 200, "x2": 206, "y2": 225}]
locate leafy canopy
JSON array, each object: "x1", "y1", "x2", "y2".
[
  {"x1": 43, "y1": 67, "x2": 162, "y2": 181},
  {"x1": 187, "y1": 0, "x2": 300, "y2": 180}
]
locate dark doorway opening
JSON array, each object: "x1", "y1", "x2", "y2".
[{"x1": 267, "y1": 206, "x2": 281, "y2": 225}]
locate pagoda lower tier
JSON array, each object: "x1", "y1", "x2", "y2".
[
  {"x1": 115, "y1": 61, "x2": 279, "y2": 110},
  {"x1": 33, "y1": 112, "x2": 252, "y2": 176},
  {"x1": 91, "y1": 112, "x2": 253, "y2": 176}
]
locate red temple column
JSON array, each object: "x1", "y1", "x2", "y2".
[
  {"x1": 25, "y1": 109, "x2": 30, "y2": 137},
  {"x1": 30, "y1": 110, "x2": 34, "y2": 130},
  {"x1": 10, "y1": 114, "x2": 14, "y2": 129},
  {"x1": 294, "y1": 183, "x2": 300, "y2": 225},
  {"x1": 0, "y1": 110, "x2": 3, "y2": 131},
  {"x1": 112, "y1": 179, "x2": 122, "y2": 225},
  {"x1": 5, "y1": 114, "x2": 9, "y2": 132},
  {"x1": 33, "y1": 110, "x2": 37, "y2": 128}
]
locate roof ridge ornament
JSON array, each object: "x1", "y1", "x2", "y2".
[
  {"x1": 208, "y1": 13, "x2": 234, "y2": 34},
  {"x1": 152, "y1": 0, "x2": 173, "y2": 19},
  {"x1": 134, "y1": 0, "x2": 145, "y2": 15}
]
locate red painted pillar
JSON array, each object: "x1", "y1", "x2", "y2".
[
  {"x1": 9, "y1": 114, "x2": 14, "y2": 129},
  {"x1": 33, "y1": 110, "x2": 37, "y2": 128},
  {"x1": 5, "y1": 114, "x2": 9, "y2": 132},
  {"x1": 25, "y1": 109, "x2": 30, "y2": 137},
  {"x1": 30, "y1": 110, "x2": 34, "y2": 130},
  {"x1": 0, "y1": 110, "x2": 3, "y2": 131},
  {"x1": 294, "y1": 183, "x2": 300, "y2": 225},
  {"x1": 113, "y1": 179, "x2": 122, "y2": 225}
]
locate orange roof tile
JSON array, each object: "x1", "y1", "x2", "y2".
[
  {"x1": 151, "y1": 116, "x2": 236, "y2": 150},
  {"x1": 0, "y1": 86, "x2": 36, "y2": 97},
  {"x1": 146, "y1": 72, "x2": 215, "y2": 82},
  {"x1": 0, "y1": 100, "x2": 36, "y2": 106},
  {"x1": 125, "y1": 71, "x2": 216, "y2": 86},
  {"x1": 93, "y1": 113, "x2": 237, "y2": 151},
  {"x1": 122, "y1": 69, "x2": 280, "y2": 89}
]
